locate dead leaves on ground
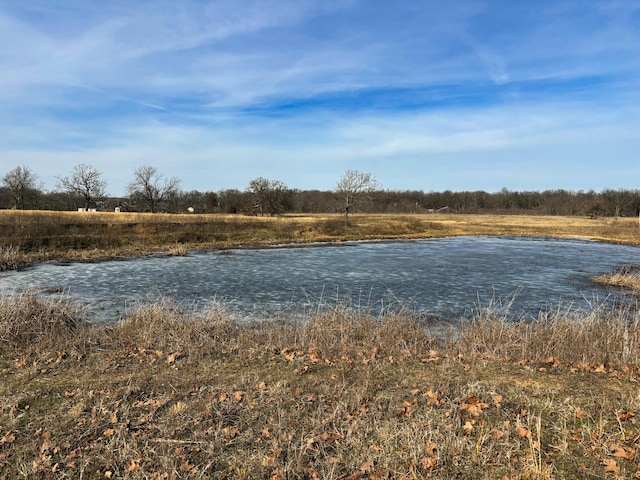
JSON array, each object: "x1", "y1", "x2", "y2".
[{"x1": 4, "y1": 349, "x2": 640, "y2": 478}]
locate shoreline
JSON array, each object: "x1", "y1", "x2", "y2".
[
  {"x1": 2, "y1": 212, "x2": 640, "y2": 295},
  {"x1": 2, "y1": 293, "x2": 640, "y2": 478},
  {"x1": 2, "y1": 213, "x2": 640, "y2": 478}
]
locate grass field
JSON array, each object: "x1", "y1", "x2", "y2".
[
  {"x1": 1, "y1": 210, "x2": 639, "y2": 268},
  {"x1": 1, "y1": 211, "x2": 640, "y2": 478},
  {"x1": 1, "y1": 294, "x2": 640, "y2": 479}
]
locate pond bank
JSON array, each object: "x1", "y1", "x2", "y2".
[
  {"x1": 594, "y1": 264, "x2": 640, "y2": 295},
  {"x1": 1, "y1": 211, "x2": 639, "y2": 268},
  {"x1": 2, "y1": 293, "x2": 640, "y2": 478}
]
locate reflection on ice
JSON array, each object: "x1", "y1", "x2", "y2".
[{"x1": 0, "y1": 236, "x2": 638, "y2": 322}]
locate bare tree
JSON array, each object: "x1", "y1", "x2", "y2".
[
  {"x1": 127, "y1": 165, "x2": 180, "y2": 213},
  {"x1": 57, "y1": 163, "x2": 106, "y2": 210},
  {"x1": 335, "y1": 170, "x2": 379, "y2": 218},
  {"x1": 247, "y1": 177, "x2": 289, "y2": 216},
  {"x1": 2, "y1": 166, "x2": 39, "y2": 209}
]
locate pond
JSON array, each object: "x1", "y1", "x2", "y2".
[{"x1": 0, "y1": 236, "x2": 638, "y2": 322}]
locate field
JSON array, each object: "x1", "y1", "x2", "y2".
[
  {"x1": 1, "y1": 211, "x2": 640, "y2": 478},
  {"x1": 0, "y1": 210, "x2": 639, "y2": 267}
]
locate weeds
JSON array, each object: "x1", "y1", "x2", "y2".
[
  {"x1": 0, "y1": 291, "x2": 86, "y2": 353},
  {"x1": 2, "y1": 293, "x2": 640, "y2": 478},
  {"x1": 167, "y1": 243, "x2": 189, "y2": 256},
  {"x1": 595, "y1": 264, "x2": 640, "y2": 294},
  {"x1": 0, "y1": 244, "x2": 24, "y2": 271}
]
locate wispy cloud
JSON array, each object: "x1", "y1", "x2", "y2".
[{"x1": 1, "y1": 0, "x2": 639, "y2": 195}]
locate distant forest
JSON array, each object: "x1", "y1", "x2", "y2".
[{"x1": 1, "y1": 185, "x2": 639, "y2": 218}]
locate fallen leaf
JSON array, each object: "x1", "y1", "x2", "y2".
[
  {"x1": 602, "y1": 458, "x2": 620, "y2": 474},
  {"x1": 594, "y1": 364, "x2": 607, "y2": 373},
  {"x1": 426, "y1": 442, "x2": 438, "y2": 456},
  {"x1": 546, "y1": 356, "x2": 560, "y2": 366},
  {"x1": 420, "y1": 456, "x2": 438, "y2": 472},
  {"x1": 517, "y1": 427, "x2": 530, "y2": 438},
  {"x1": 221, "y1": 426, "x2": 239, "y2": 439},
  {"x1": 617, "y1": 411, "x2": 636, "y2": 422},
  {"x1": 425, "y1": 390, "x2": 441, "y2": 405},
  {"x1": 307, "y1": 467, "x2": 321, "y2": 480},
  {"x1": 360, "y1": 460, "x2": 374, "y2": 474},
  {"x1": 309, "y1": 350, "x2": 322, "y2": 364},
  {"x1": 281, "y1": 349, "x2": 295, "y2": 362},
  {"x1": 610, "y1": 444, "x2": 635, "y2": 460},
  {"x1": 166, "y1": 351, "x2": 185, "y2": 364},
  {"x1": 0, "y1": 432, "x2": 15, "y2": 445},
  {"x1": 575, "y1": 407, "x2": 588, "y2": 419},
  {"x1": 126, "y1": 459, "x2": 141, "y2": 472}
]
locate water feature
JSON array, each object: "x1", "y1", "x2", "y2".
[{"x1": 0, "y1": 236, "x2": 638, "y2": 321}]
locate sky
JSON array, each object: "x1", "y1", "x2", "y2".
[{"x1": 1, "y1": 0, "x2": 640, "y2": 197}]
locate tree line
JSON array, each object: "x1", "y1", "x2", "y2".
[{"x1": 2, "y1": 164, "x2": 640, "y2": 218}]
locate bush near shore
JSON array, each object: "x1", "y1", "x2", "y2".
[{"x1": 2, "y1": 293, "x2": 640, "y2": 478}]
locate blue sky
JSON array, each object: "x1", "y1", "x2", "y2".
[{"x1": 1, "y1": 0, "x2": 639, "y2": 196}]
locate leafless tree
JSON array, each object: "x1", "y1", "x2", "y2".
[
  {"x1": 602, "y1": 189, "x2": 634, "y2": 217},
  {"x1": 336, "y1": 170, "x2": 379, "y2": 218},
  {"x1": 57, "y1": 163, "x2": 106, "y2": 210},
  {"x1": 127, "y1": 165, "x2": 181, "y2": 213},
  {"x1": 247, "y1": 177, "x2": 289, "y2": 216},
  {"x1": 2, "y1": 166, "x2": 39, "y2": 209}
]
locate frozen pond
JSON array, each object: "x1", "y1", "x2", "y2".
[{"x1": 0, "y1": 236, "x2": 638, "y2": 321}]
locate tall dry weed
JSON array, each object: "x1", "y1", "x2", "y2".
[
  {"x1": 0, "y1": 244, "x2": 23, "y2": 271},
  {"x1": 111, "y1": 299, "x2": 239, "y2": 356},
  {"x1": 456, "y1": 301, "x2": 640, "y2": 365},
  {"x1": 2, "y1": 290, "x2": 640, "y2": 368},
  {"x1": 0, "y1": 291, "x2": 86, "y2": 353}
]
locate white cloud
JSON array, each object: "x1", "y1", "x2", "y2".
[{"x1": 1, "y1": 1, "x2": 640, "y2": 196}]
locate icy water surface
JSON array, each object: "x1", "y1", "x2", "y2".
[{"x1": 0, "y1": 236, "x2": 638, "y2": 321}]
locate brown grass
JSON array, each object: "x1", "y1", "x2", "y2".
[
  {"x1": 2, "y1": 294, "x2": 640, "y2": 478},
  {"x1": 1, "y1": 210, "x2": 638, "y2": 266},
  {"x1": 595, "y1": 265, "x2": 640, "y2": 296},
  {"x1": 2, "y1": 211, "x2": 639, "y2": 477},
  {"x1": 0, "y1": 245, "x2": 25, "y2": 271},
  {"x1": 0, "y1": 291, "x2": 86, "y2": 353}
]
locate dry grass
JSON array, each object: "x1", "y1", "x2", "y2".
[
  {"x1": 1, "y1": 210, "x2": 638, "y2": 265},
  {"x1": 455, "y1": 302, "x2": 640, "y2": 365},
  {"x1": 2, "y1": 294, "x2": 640, "y2": 478},
  {"x1": 0, "y1": 291, "x2": 87, "y2": 353},
  {"x1": 2, "y1": 211, "x2": 640, "y2": 477},
  {"x1": 0, "y1": 245, "x2": 25, "y2": 271},
  {"x1": 595, "y1": 265, "x2": 640, "y2": 295}
]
